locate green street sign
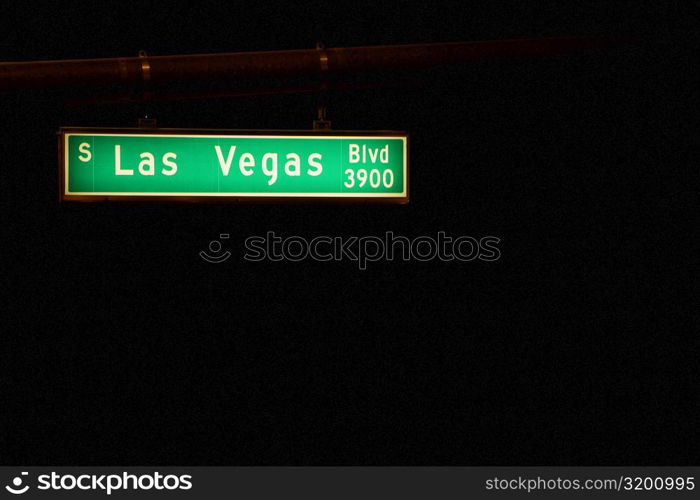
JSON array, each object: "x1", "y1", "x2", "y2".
[{"x1": 59, "y1": 128, "x2": 409, "y2": 203}]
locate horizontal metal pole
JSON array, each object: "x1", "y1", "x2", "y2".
[{"x1": 0, "y1": 36, "x2": 634, "y2": 92}]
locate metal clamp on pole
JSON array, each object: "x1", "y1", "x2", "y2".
[
  {"x1": 137, "y1": 50, "x2": 157, "y2": 128},
  {"x1": 313, "y1": 42, "x2": 331, "y2": 130}
]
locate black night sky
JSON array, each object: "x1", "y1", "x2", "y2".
[{"x1": 1, "y1": 2, "x2": 697, "y2": 465}]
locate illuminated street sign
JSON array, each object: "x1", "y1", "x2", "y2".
[{"x1": 59, "y1": 128, "x2": 408, "y2": 203}]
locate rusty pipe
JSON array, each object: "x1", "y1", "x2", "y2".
[{"x1": 0, "y1": 36, "x2": 635, "y2": 92}]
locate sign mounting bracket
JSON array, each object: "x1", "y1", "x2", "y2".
[
  {"x1": 136, "y1": 50, "x2": 157, "y2": 128},
  {"x1": 312, "y1": 42, "x2": 332, "y2": 130}
]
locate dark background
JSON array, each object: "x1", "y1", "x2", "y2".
[{"x1": 0, "y1": 2, "x2": 697, "y2": 464}]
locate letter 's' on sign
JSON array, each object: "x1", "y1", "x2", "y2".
[{"x1": 59, "y1": 128, "x2": 409, "y2": 203}]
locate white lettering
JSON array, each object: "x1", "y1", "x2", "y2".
[
  {"x1": 162, "y1": 152, "x2": 177, "y2": 176},
  {"x1": 215, "y1": 145, "x2": 236, "y2": 176},
  {"x1": 114, "y1": 145, "x2": 133, "y2": 175},
  {"x1": 78, "y1": 142, "x2": 91, "y2": 162}
]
